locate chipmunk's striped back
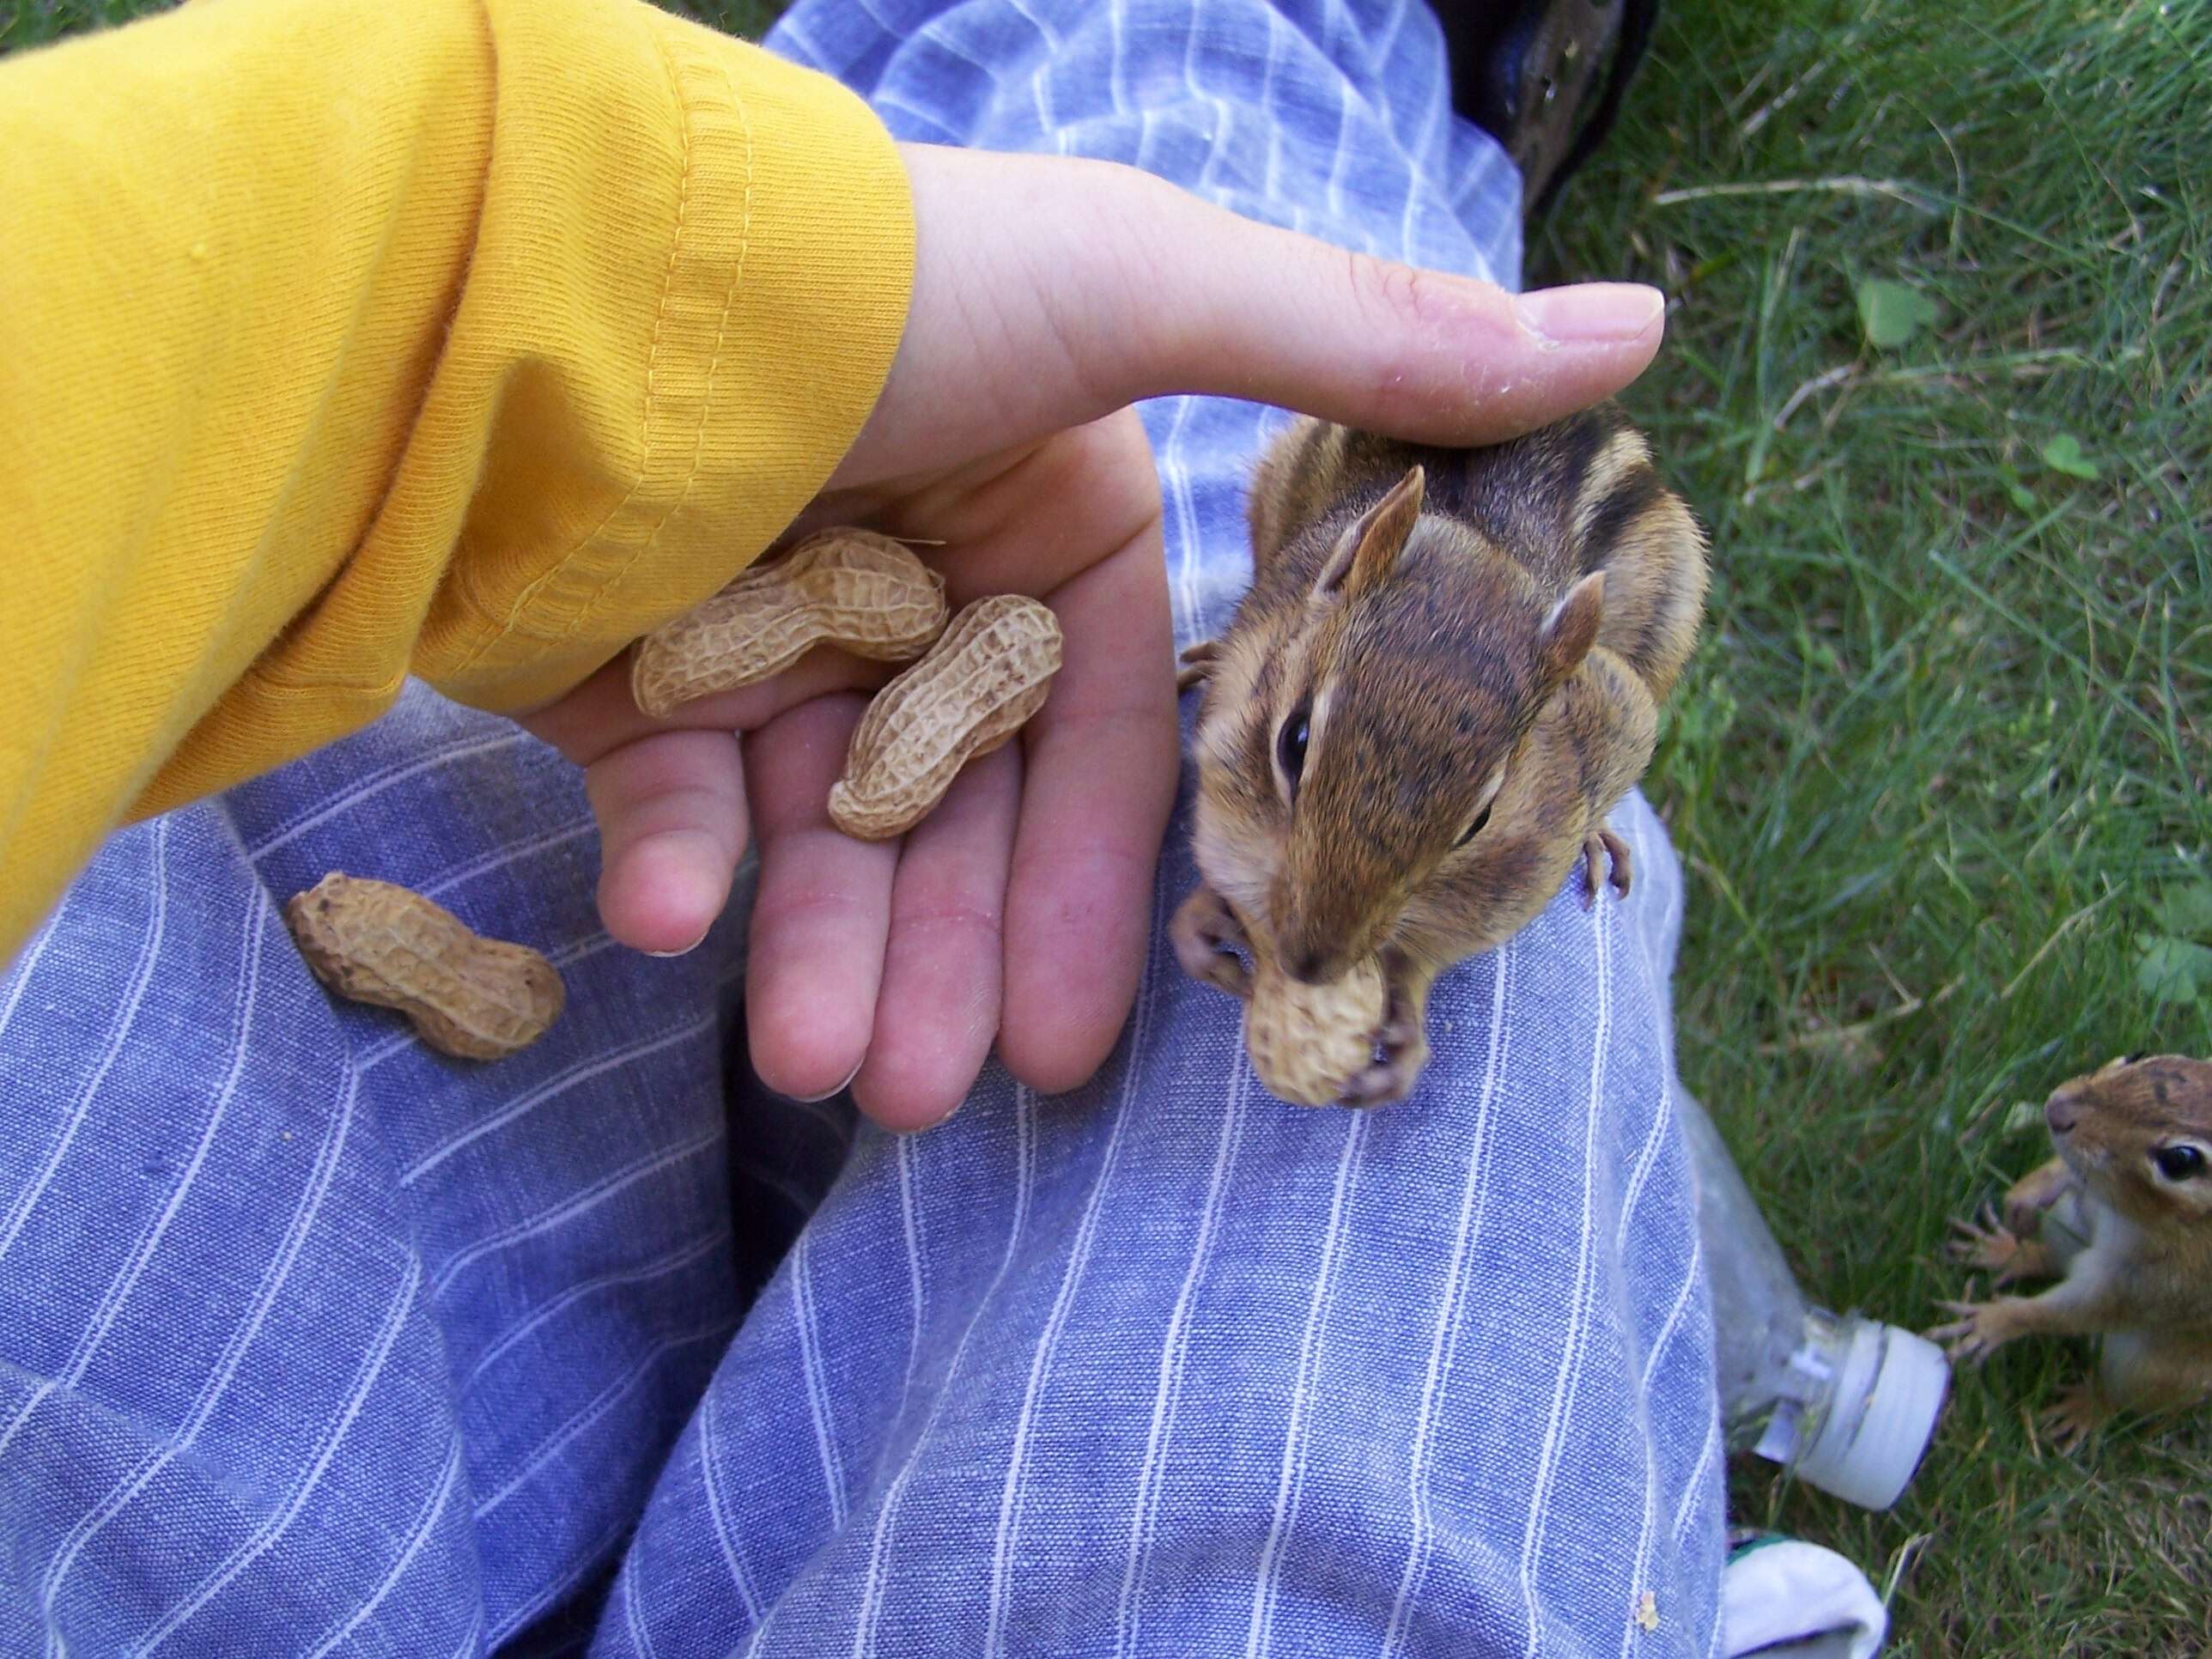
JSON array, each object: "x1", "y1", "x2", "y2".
[{"x1": 1247, "y1": 405, "x2": 1707, "y2": 701}]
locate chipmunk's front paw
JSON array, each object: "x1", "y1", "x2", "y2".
[
  {"x1": 1171, "y1": 887, "x2": 1252, "y2": 999},
  {"x1": 1335, "y1": 975, "x2": 1431, "y2": 1109},
  {"x1": 1176, "y1": 639, "x2": 1222, "y2": 691},
  {"x1": 2039, "y1": 1382, "x2": 2109, "y2": 1454},
  {"x1": 1337, "y1": 1034, "x2": 1429, "y2": 1109},
  {"x1": 1579, "y1": 827, "x2": 1632, "y2": 908},
  {"x1": 1948, "y1": 1204, "x2": 2030, "y2": 1286},
  {"x1": 2002, "y1": 1159, "x2": 2075, "y2": 1237},
  {"x1": 1929, "y1": 1298, "x2": 2024, "y2": 1367}
]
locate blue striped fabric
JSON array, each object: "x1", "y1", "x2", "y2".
[{"x1": 0, "y1": 0, "x2": 1724, "y2": 1653}]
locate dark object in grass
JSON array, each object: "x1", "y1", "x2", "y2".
[{"x1": 1430, "y1": 0, "x2": 1660, "y2": 216}]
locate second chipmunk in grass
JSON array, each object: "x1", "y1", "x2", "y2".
[
  {"x1": 1174, "y1": 405, "x2": 1709, "y2": 1106},
  {"x1": 1937, "y1": 1051, "x2": 2212, "y2": 1449}
]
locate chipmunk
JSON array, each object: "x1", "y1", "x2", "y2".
[
  {"x1": 1936, "y1": 1052, "x2": 2212, "y2": 1449},
  {"x1": 1173, "y1": 405, "x2": 1709, "y2": 1106}
]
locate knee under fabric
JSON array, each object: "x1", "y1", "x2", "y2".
[{"x1": 0, "y1": 3, "x2": 1723, "y2": 1653}]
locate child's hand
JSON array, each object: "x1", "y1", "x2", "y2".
[{"x1": 526, "y1": 144, "x2": 1666, "y2": 1132}]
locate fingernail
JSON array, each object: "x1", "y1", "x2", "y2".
[
  {"x1": 792, "y1": 1058, "x2": 865, "y2": 1104},
  {"x1": 643, "y1": 933, "x2": 708, "y2": 960},
  {"x1": 1513, "y1": 283, "x2": 1665, "y2": 346}
]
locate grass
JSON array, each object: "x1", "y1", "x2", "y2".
[
  {"x1": 1534, "y1": 2, "x2": 2212, "y2": 1651},
  {"x1": 9, "y1": 0, "x2": 2209, "y2": 1650}
]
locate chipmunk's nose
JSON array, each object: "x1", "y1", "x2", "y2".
[
  {"x1": 2045, "y1": 1086, "x2": 2081, "y2": 1136},
  {"x1": 1290, "y1": 948, "x2": 1336, "y2": 985}
]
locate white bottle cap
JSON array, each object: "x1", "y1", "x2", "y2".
[{"x1": 1792, "y1": 1319, "x2": 1949, "y2": 1511}]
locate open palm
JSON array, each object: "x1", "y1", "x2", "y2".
[{"x1": 523, "y1": 144, "x2": 1668, "y2": 1131}]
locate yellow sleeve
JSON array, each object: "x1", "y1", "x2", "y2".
[{"x1": 0, "y1": 0, "x2": 914, "y2": 957}]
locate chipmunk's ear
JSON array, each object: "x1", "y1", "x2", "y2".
[
  {"x1": 1536, "y1": 571, "x2": 1605, "y2": 687},
  {"x1": 1315, "y1": 465, "x2": 1424, "y2": 603}
]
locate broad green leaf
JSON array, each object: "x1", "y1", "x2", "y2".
[
  {"x1": 2153, "y1": 881, "x2": 2212, "y2": 940},
  {"x1": 2039, "y1": 433, "x2": 2099, "y2": 478},
  {"x1": 1855, "y1": 278, "x2": 1940, "y2": 348},
  {"x1": 2137, "y1": 935, "x2": 2212, "y2": 1004}
]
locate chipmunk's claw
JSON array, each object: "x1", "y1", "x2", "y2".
[
  {"x1": 1337, "y1": 1048, "x2": 1423, "y2": 1109},
  {"x1": 1176, "y1": 639, "x2": 1222, "y2": 692},
  {"x1": 1929, "y1": 1297, "x2": 2014, "y2": 1367},
  {"x1": 1171, "y1": 887, "x2": 1252, "y2": 1000},
  {"x1": 2039, "y1": 1383, "x2": 2108, "y2": 1454},
  {"x1": 1580, "y1": 827, "x2": 1632, "y2": 908},
  {"x1": 1335, "y1": 969, "x2": 1429, "y2": 1109},
  {"x1": 1948, "y1": 1205, "x2": 2027, "y2": 1285}
]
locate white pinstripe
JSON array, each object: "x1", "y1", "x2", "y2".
[
  {"x1": 39, "y1": 1062, "x2": 363, "y2": 1638},
  {"x1": 844, "y1": 1090, "x2": 1036, "y2": 1659},
  {"x1": 1517, "y1": 899, "x2": 1616, "y2": 1658},
  {"x1": 1106, "y1": 0, "x2": 1127, "y2": 113},
  {"x1": 429, "y1": 1122, "x2": 726, "y2": 1297},
  {"x1": 1158, "y1": 396, "x2": 1205, "y2": 648},
  {"x1": 472, "y1": 1318, "x2": 732, "y2": 1519},
  {"x1": 131, "y1": 1248, "x2": 424, "y2": 1656},
  {"x1": 1244, "y1": 1108, "x2": 1370, "y2": 1658},
  {"x1": 892, "y1": 1133, "x2": 929, "y2": 1411},
  {"x1": 1616, "y1": 1235, "x2": 1706, "y2": 1659},
  {"x1": 400, "y1": 1012, "x2": 719, "y2": 1186},
  {"x1": 778, "y1": 1088, "x2": 857, "y2": 1144},
  {"x1": 0, "y1": 908, "x2": 61, "y2": 1043},
  {"x1": 246, "y1": 730, "x2": 526, "y2": 856},
  {"x1": 1113, "y1": 1060, "x2": 1251, "y2": 1658},
  {"x1": 1181, "y1": 0, "x2": 1232, "y2": 200},
  {"x1": 448, "y1": 1604, "x2": 483, "y2": 1659},
  {"x1": 419, "y1": 818, "x2": 596, "y2": 900},
  {"x1": 624, "y1": 1527, "x2": 664, "y2": 1659},
  {"x1": 1670, "y1": 1406, "x2": 1720, "y2": 1547},
  {"x1": 301, "y1": 1431, "x2": 466, "y2": 1659},
  {"x1": 738, "y1": 1161, "x2": 820, "y2": 1219},
  {"x1": 0, "y1": 820, "x2": 167, "y2": 1265},
  {"x1": 699, "y1": 1388, "x2": 766, "y2": 1625},
  {"x1": 982, "y1": 884, "x2": 1167, "y2": 1658},
  {"x1": 1380, "y1": 945, "x2": 1516, "y2": 1659},
  {"x1": 879, "y1": 92, "x2": 967, "y2": 140},
  {"x1": 1615, "y1": 1012, "x2": 1676, "y2": 1247},
  {"x1": 462, "y1": 1226, "x2": 734, "y2": 1394},
  {"x1": 1640, "y1": 1234, "x2": 1704, "y2": 1403},
  {"x1": 1395, "y1": 0, "x2": 1445, "y2": 259},
  {"x1": 0, "y1": 890, "x2": 267, "y2": 1465},
  {"x1": 484, "y1": 1498, "x2": 640, "y2": 1650},
  {"x1": 791, "y1": 1229, "x2": 849, "y2": 1528},
  {"x1": 545, "y1": 930, "x2": 618, "y2": 969}
]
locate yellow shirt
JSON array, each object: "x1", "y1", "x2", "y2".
[{"x1": 0, "y1": 0, "x2": 915, "y2": 958}]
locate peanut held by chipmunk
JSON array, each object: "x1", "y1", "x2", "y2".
[{"x1": 1176, "y1": 404, "x2": 1709, "y2": 1109}]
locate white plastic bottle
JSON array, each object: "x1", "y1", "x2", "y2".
[{"x1": 1676, "y1": 1091, "x2": 1948, "y2": 1510}]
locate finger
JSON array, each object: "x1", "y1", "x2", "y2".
[
  {"x1": 834, "y1": 145, "x2": 1665, "y2": 488},
  {"x1": 998, "y1": 513, "x2": 1180, "y2": 1095},
  {"x1": 521, "y1": 644, "x2": 891, "y2": 767},
  {"x1": 744, "y1": 696, "x2": 898, "y2": 1101},
  {"x1": 584, "y1": 731, "x2": 748, "y2": 957},
  {"x1": 852, "y1": 742, "x2": 1021, "y2": 1133}
]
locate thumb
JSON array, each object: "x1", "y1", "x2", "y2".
[{"x1": 831, "y1": 144, "x2": 1664, "y2": 489}]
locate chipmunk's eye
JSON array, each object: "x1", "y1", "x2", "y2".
[
  {"x1": 1275, "y1": 702, "x2": 1310, "y2": 798},
  {"x1": 2154, "y1": 1144, "x2": 2206, "y2": 1182},
  {"x1": 1454, "y1": 805, "x2": 1492, "y2": 849}
]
